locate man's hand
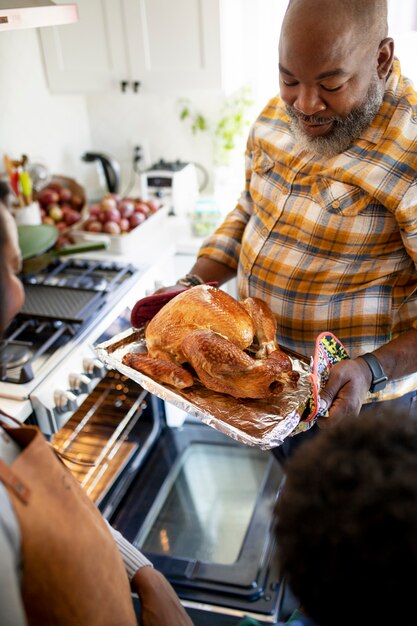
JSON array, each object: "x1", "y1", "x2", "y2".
[
  {"x1": 317, "y1": 358, "x2": 372, "y2": 428},
  {"x1": 132, "y1": 567, "x2": 194, "y2": 626}
]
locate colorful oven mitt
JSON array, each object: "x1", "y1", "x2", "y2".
[{"x1": 290, "y1": 331, "x2": 350, "y2": 436}]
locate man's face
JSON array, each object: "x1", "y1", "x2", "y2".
[{"x1": 278, "y1": 17, "x2": 384, "y2": 157}]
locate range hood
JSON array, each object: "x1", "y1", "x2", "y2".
[{"x1": 0, "y1": 1, "x2": 78, "y2": 31}]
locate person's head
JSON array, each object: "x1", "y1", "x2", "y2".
[
  {"x1": 276, "y1": 413, "x2": 417, "y2": 626},
  {"x1": 0, "y1": 181, "x2": 24, "y2": 334},
  {"x1": 279, "y1": 0, "x2": 394, "y2": 157}
]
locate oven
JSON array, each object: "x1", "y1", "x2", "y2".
[{"x1": 0, "y1": 257, "x2": 298, "y2": 625}]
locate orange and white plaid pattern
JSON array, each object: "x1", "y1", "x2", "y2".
[{"x1": 199, "y1": 59, "x2": 417, "y2": 402}]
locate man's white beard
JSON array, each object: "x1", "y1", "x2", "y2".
[{"x1": 287, "y1": 78, "x2": 385, "y2": 158}]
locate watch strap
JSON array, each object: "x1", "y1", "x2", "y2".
[{"x1": 360, "y1": 353, "x2": 388, "y2": 393}]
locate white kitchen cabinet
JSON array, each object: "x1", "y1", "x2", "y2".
[{"x1": 39, "y1": 0, "x2": 252, "y2": 94}]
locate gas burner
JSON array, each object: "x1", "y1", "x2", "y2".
[
  {"x1": 0, "y1": 343, "x2": 34, "y2": 369},
  {"x1": 56, "y1": 275, "x2": 108, "y2": 291}
]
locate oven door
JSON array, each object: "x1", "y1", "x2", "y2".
[{"x1": 110, "y1": 420, "x2": 297, "y2": 625}]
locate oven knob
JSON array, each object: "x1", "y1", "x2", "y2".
[
  {"x1": 69, "y1": 373, "x2": 92, "y2": 394},
  {"x1": 82, "y1": 357, "x2": 107, "y2": 378},
  {"x1": 54, "y1": 389, "x2": 78, "y2": 412}
]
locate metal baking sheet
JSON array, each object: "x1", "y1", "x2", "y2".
[{"x1": 95, "y1": 327, "x2": 313, "y2": 449}]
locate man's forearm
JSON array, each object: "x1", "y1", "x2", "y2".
[
  {"x1": 373, "y1": 328, "x2": 417, "y2": 381},
  {"x1": 188, "y1": 257, "x2": 236, "y2": 286}
]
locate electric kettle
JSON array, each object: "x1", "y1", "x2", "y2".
[{"x1": 81, "y1": 152, "x2": 121, "y2": 198}]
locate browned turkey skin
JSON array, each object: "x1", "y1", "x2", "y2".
[{"x1": 123, "y1": 285, "x2": 299, "y2": 399}]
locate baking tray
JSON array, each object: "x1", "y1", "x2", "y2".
[{"x1": 95, "y1": 327, "x2": 313, "y2": 449}]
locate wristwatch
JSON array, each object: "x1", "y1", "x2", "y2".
[{"x1": 360, "y1": 353, "x2": 388, "y2": 393}]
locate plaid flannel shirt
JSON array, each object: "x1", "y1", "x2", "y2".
[{"x1": 199, "y1": 59, "x2": 417, "y2": 402}]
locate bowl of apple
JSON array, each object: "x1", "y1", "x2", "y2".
[
  {"x1": 35, "y1": 175, "x2": 87, "y2": 245},
  {"x1": 71, "y1": 193, "x2": 166, "y2": 255}
]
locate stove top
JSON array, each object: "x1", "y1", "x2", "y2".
[{"x1": 0, "y1": 258, "x2": 140, "y2": 396}]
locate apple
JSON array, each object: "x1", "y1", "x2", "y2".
[
  {"x1": 39, "y1": 188, "x2": 60, "y2": 207},
  {"x1": 59, "y1": 188, "x2": 73, "y2": 203},
  {"x1": 134, "y1": 202, "x2": 151, "y2": 216},
  {"x1": 102, "y1": 207, "x2": 121, "y2": 224},
  {"x1": 101, "y1": 196, "x2": 118, "y2": 212},
  {"x1": 85, "y1": 219, "x2": 103, "y2": 232},
  {"x1": 48, "y1": 204, "x2": 64, "y2": 222},
  {"x1": 103, "y1": 220, "x2": 121, "y2": 234},
  {"x1": 89, "y1": 204, "x2": 101, "y2": 217},
  {"x1": 42, "y1": 216, "x2": 55, "y2": 226},
  {"x1": 146, "y1": 199, "x2": 160, "y2": 212},
  {"x1": 56, "y1": 221, "x2": 67, "y2": 232},
  {"x1": 118, "y1": 199, "x2": 135, "y2": 218},
  {"x1": 120, "y1": 218, "x2": 130, "y2": 232},
  {"x1": 71, "y1": 194, "x2": 84, "y2": 210},
  {"x1": 129, "y1": 212, "x2": 146, "y2": 229},
  {"x1": 63, "y1": 208, "x2": 81, "y2": 226}
]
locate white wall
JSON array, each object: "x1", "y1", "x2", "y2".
[
  {"x1": 0, "y1": 1, "x2": 416, "y2": 207},
  {"x1": 0, "y1": 28, "x2": 92, "y2": 181}
]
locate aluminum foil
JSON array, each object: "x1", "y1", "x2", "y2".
[{"x1": 95, "y1": 327, "x2": 312, "y2": 450}]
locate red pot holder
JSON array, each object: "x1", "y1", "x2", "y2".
[{"x1": 130, "y1": 283, "x2": 218, "y2": 328}]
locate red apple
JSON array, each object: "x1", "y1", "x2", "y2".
[
  {"x1": 71, "y1": 194, "x2": 84, "y2": 210},
  {"x1": 118, "y1": 199, "x2": 135, "y2": 218},
  {"x1": 146, "y1": 199, "x2": 160, "y2": 212},
  {"x1": 134, "y1": 202, "x2": 151, "y2": 216},
  {"x1": 103, "y1": 220, "x2": 121, "y2": 234},
  {"x1": 89, "y1": 204, "x2": 101, "y2": 217},
  {"x1": 56, "y1": 221, "x2": 67, "y2": 232},
  {"x1": 85, "y1": 219, "x2": 103, "y2": 232},
  {"x1": 63, "y1": 209, "x2": 81, "y2": 226},
  {"x1": 129, "y1": 212, "x2": 146, "y2": 229},
  {"x1": 59, "y1": 188, "x2": 73, "y2": 203},
  {"x1": 101, "y1": 196, "x2": 118, "y2": 212},
  {"x1": 39, "y1": 188, "x2": 60, "y2": 207},
  {"x1": 102, "y1": 207, "x2": 121, "y2": 224},
  {"x1": 120, "y1": 218, "x2": 130, "y2": 232}
]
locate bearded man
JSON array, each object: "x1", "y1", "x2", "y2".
[{"x1": 165, "y1": 0, "x2": 417, "y2": 455}]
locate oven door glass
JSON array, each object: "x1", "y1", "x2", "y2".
[
  {"x1": 137, "y1": 443, "x2": 268, "y2": 565},
  {"x1": 112, "y1": 423, "x2": 287, "y2": 620}
]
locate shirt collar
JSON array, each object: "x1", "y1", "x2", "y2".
[{"x1": 357, "y1": 57, "x2": 404, "y2": 145}]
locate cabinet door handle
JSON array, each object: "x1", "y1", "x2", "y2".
[
  {"x1": 132, "y1": 80, "x2": 141, "y2": 93},
  {"x1": 120, "y1": 80, "x2": 129, "y2": 93}
]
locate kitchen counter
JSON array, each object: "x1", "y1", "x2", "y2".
[
  {"x1": 2, "y1": 398, "x2": 33, "y2": 423},
  {"x1": 2, "y1": 213, "x2": 210, "y2": 425}
]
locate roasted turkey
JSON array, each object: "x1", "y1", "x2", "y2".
[{"x1": 122, "y1": 285, "x2": 299, "y2": 399}]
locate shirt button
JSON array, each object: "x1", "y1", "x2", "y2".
[
  {"x1": 332, "y1": 200, "x2": 340, "y2": 209},
  {"x1": 261, "y1": 227, "x2": 268, "y2": 237},
  {"x1": 281, "y1": 187, "x2": 289, "y2": 195}
]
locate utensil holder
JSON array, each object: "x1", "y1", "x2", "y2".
[{"x1": 13, "y1": 201, "x2": 42, "y2": 226}]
